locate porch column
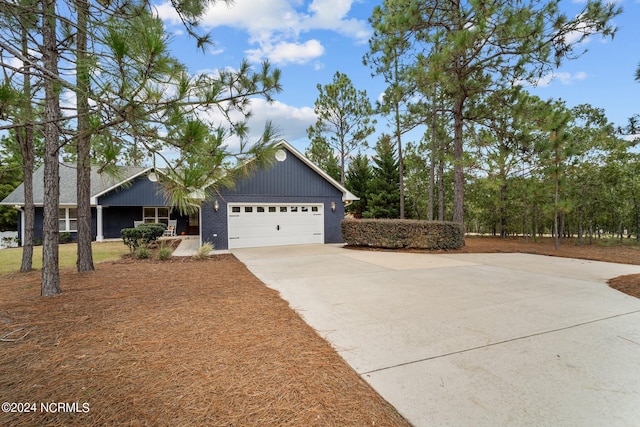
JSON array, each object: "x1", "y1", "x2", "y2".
[
  {"x1": 96, "y1": 205, "x2": 104, "y2": 242},
  {"x1": 16, "y1": 206, "x2": 24, "y2": 246}
]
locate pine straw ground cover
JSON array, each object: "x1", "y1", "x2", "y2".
[{"x1": 0, "y1": 255, "x2": 409, "y2": 426}]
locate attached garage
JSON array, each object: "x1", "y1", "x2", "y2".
[
  {"x1": 201, "y1": 141, "x2": 357, "y2": 250},
  {"x1": 228, "y1": 203, "x2": 324, "y2": 249}
]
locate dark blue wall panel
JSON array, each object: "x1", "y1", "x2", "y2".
[
  {"x1": 226, "y1": 152, "x2": 343, "y2": 198},
  {"x1": 102, "y1": 207, "x2": 140, "y2": 238},
  {"x1": 98, "y1": 176, "x2": 169, "y2": 207}
]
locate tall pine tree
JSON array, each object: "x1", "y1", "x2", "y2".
[
  {"x1": 345, "y1": 152, "x2": 372, "y2": 218},
  {"x1": 365, "y1": 135, "x2": 400, "y2": 219}
]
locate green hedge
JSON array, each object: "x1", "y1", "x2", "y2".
[
  {"x1": 341, "y1": 219, "x2": 464, "y2": 250},
  {"x1": 121, "y1": 223, "x2": 167, "y2": 253}
]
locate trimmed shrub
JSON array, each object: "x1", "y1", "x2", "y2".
[
  {"x1": 121, "y1": 223, "x2": 167, "y2": 253},
  {"x1": 341, "y1": 219, "x2": 464, "y2": 250},
  {"x1": 59, "y1": 232, "x2": 72, "y2": 244}
]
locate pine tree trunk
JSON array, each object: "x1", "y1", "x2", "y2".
[
  {"x1": 437, "y1": 156, "x2": 444, "y2": 222},
  {"x1": 19, "y1": 139, "x2": 34, "y2": 273},
  {"x1": 395, "y1": 104, "x2": 404, "y2": 219},
  {"x1": 428, "y1": 94, "x2": 437, "y2": 221},
  {"x1": 18, "y1": 25, "x2": 34, "y2": 272},
  {"x1": 452, "y1": 96, "x2": 465, "y2": 225},
  {"x1": 76, "y1": 0, "x2": 94, "y2": 272},
  {"x1": 41, "y1": 0, "x2": 61, "y2": 296}
]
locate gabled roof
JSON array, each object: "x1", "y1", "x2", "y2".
[
  {"x1": 1, "y1": 163, "x2": 150, "y2": 206},
  {"x1": 274, "y1": 140, "x2": 359, "y2": 202},
  {"x1": 1, "y1": 141, "x2": 358, "y2": 206}
]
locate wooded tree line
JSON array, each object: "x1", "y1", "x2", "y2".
[{"x1": 306, "y1": 0, "x2": 638, "y2": 244}]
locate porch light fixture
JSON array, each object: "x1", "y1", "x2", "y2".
[
  {"x1": 330, "y1": 201, "x2": 336, "y2": 212},
  {"x1": 214, "y1": 199, "x2": 219, "y2": 212}
]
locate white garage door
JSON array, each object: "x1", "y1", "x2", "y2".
[{"x1": 228, "y1": 203, "x2": 324, "y2": 249}]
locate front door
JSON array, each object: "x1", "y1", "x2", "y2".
[{"x1": 187, "y1": 212, "x2": 199, "y2": 235}]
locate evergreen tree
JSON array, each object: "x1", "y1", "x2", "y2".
[
  {"x1": 305, "y1": 136, "x2": 341, "y2": 182},
  {"x1": 345, "y1": 152, "x2": 372, "y2": 218},
  {"x1": 0, "y1": 136, "x2": 23, "y2": 231},
  {"x1": 365, "y1": 135, "x2": 400, "y2": 219},
  {"x1": 307, "y1": 71, "x2": 375, "y2": 185}
]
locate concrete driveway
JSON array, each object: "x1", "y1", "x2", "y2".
[{"x1": 232, "y1": 244, "x2": 640, "y2": 426}]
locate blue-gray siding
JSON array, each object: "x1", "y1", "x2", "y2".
[
  {"x1": 230, "y1": 152, "x2": 340, "y2": 197},
  {"x1": 98, "y1": 177, "x2": 169, "y2": 206},
  {"x1": 201, "y1": 150, "x2": 345, "y2": 249},
  {"x1": 26, "y1": 208, "x2": 97, "y2": 242}
]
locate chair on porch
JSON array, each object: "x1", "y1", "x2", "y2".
[{"x1": 163, "y1": 219, "x2": 177, "y2": 237}]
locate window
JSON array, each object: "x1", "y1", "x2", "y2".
[
  {"x1": 143, "y1": 207, "x2": 170, "y2": 225},
  {"x1": 232, "y1": 206, "x2": 241, "y2": 213},
  {"x1": 280, "y1": 207, "x2": 287, "y2": 213},
  {"x1": 59, "y1": 208, "x2": 78, "y2": 232},
  {"x1": 301, "y1": 206, "x2": 309, "y2": 212},
  {"x1": 290, "y1": 206, "x2": 298, "y2": 212},
  {"x1": 311, "y1": 206, "x2": 319, "y2": 212},
  {"x1": 245, "y1": 207, "x2": 253, "y2": 213},
  {"x1": 257, "y1": 206, "x2": 265, "y2": 213},
  {"x1": 188, "y1": 212, "x2": 199, "y2": 226},
  {"x1": 268, "y1": 206, "x2": 276, "y2": 213}
]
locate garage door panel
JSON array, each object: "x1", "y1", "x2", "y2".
[{"x1": 228, "y1": 203, "x2": 324, "y2": 249}]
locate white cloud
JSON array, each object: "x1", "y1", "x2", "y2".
[
  {"x1": 563, "y1": 20, "x2": 595, "y2": 45},
  {"x1": 194, "y1": 97, "x2": 316, "y2": 150},
  {"x1": 250, "y1": 98, "x2": 317, "y2": 139},
  {"x1": 8, "y1": 56, "x2": 22, "y2": 71},
  {"x1": 246, "y1": 39, "x2": 325, "y2": 65},
  {"x1": 302, "y1": 0, "x2": 371, "y2": 42},
  {"x1": 516, "y1": 71, "x2": 588, "y2": 87},
  {"x1": 154, "y1": 1, "x2": 181, "y2": 24},
  {"x1": 156, "y1": 0, "x2": 371, "y2": 64},
  {"x1": 60, "y1": 90, "x2": 76, "y2": 117}
]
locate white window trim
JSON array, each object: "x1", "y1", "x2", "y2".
[
  {"x1": 143, "y1": 207, "x2": 170, "y2": 224},
  {"x1": 59, "y1": 207, "x2": 78, "y2": 232}
]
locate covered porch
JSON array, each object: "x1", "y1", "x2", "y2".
[{"x1": 95, "y1": 205, "x2": 200, "y2": 241}]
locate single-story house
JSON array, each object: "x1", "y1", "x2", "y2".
[{"x1": 1, "y1": 140, "x2": 357, "y2": 250}]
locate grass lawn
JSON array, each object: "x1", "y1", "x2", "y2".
[{"x1": 0, "y1": 241, "x2": 129, "y2": 275}]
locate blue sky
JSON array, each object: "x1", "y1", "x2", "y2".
[{"x1": 157, "y1": 0, "x2": 640, "y2": 153}]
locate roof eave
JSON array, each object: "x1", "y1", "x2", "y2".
[{"x1": 91, "y1": 166, "x2": 154, "y2": 204}]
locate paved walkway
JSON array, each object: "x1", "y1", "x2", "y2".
[
  {"x1": 170, "y1": 236, "x2": 200, "y2": 256},
  {"x1": 232, "y1": 244, "x2": 640, "y2": 427},
  {"x1": 170, "y1": 236, "x2": 231, "y2": 256}
]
